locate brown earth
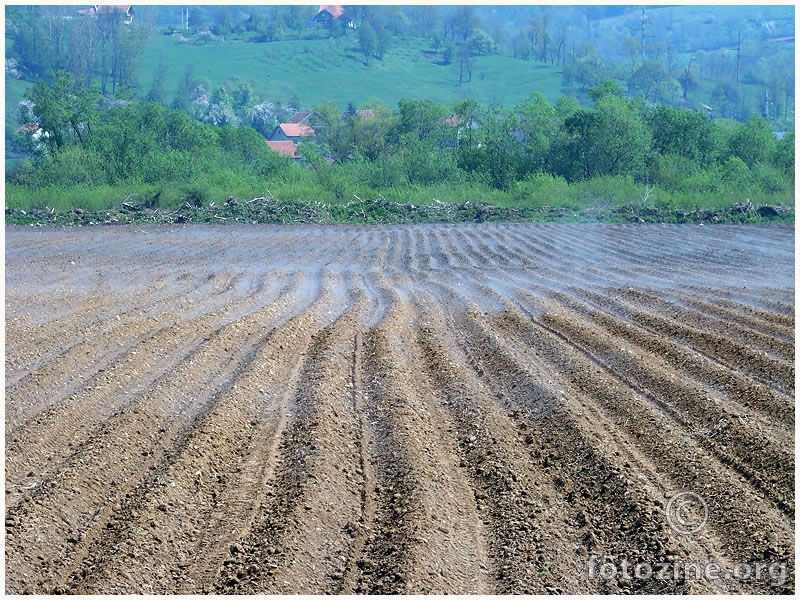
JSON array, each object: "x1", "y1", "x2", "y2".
[{"x1": 4, "y1": 222, "x2": 794, "y2": 594}]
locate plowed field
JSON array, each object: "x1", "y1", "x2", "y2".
[{"x1": 5, "y1": 223, "x2": 794, "y2": 594}]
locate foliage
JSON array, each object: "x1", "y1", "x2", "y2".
[{"x1": 8, "y1": 75, "x2": 793, "y2": 227}]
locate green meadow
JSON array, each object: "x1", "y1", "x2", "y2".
[{"x1": 139, "y1": 33, "x2": 564, "y2": 109}]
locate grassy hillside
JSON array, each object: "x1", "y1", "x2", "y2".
[
  {"x1": 139, "y1": 33, "x2": 564, "y2": 109},
  {"x1": 4, "y1": 77, "x2": 34, "y2": 171}
]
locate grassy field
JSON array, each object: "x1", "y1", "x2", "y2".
[
  {"x1": 4, "y1": 77, "x2": 34, "y2": 172},
  {"x1": 139, "y1": 33, "x2": 564, "y2": 109}
]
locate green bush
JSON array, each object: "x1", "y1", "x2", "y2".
[
  {"x1": 652, "y1": 153, "x2": 698, "y2": 191},
  {"x1": 751, "y1": 162, "x2": 792, "y2": 196},
  {"x1": 510, "y1": 173, "x2": 572, "y2": 207}
]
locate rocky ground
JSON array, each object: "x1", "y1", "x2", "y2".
[{"x1": 5, "y1": 222, "x2": 794, "y2": 594}]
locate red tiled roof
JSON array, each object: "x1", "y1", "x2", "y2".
[
  {"x1": 97, "y1": 5, "x2": 132, "y2": 13},
  {"x1": 289, "y1": 111, "x2": 312, "y2": 124},
  {"x1": 18, "y1": 123, "x2": 41, "y2": 133},
  {"x1": 320, "y1": 5, "x2": 345, "y2": 19},
  {"x1": 279, "y1": 123, "x2": 315, "y2": 137},
  {"x1": 266, "y1": 140, "x2": 299, "y2": 158},
  {"x1": 439, "y1": 115, "x2": 464, "y2": 127}
]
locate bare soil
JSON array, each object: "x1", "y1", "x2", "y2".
[{"x1": 5, "y1": 223, "x2": 794, "y2": 594}]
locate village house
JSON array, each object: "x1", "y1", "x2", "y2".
[
  {"x1": 17, "y1": 123, "x2": 50, "y2": 152},
  {"x1": 305, "y1": 5, "x2": 354, "y2": 30},
  {"x1": 265, "y1": 140, "x2": 300, "y2": 159},
  {"x1": 78, "y1": 5, "x2": 134, "y2": 24},
  {"x1": 269, "y1": 123, "x2": 316, "y2": 142},
  {"x1": 288, "y1": 111, "x2": 313, "y2": 124}
]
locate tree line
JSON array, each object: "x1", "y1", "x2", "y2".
[
  {"x1": 9, "y1": 72, "x2": 793, "y2": 216},
  {"x1": 303, "y1": 81, "x2": 792, "y2": 196}
]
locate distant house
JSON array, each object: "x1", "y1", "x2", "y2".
[
  {"x1": 17, "y1": 123, "x2": 50, "y2": 151},
  {"x1": 306, "y1": 5, "x2": 353, "y2": 29},
  {"x1": 288, "y1": 111, "x2": 313, "y2": 124},
  {"x1": 342, "y1": 108, "x2": 376, "y2": 120},
  {"x1": 266, "y1": 140, "x2": 300, "y2": 159},
  {"x1": 439, "y1": 114, "x2": 479, "y2": 149},
  {"x1": 78, "y1": 5, "x2": 134, "y2": 24},
  {"x1": 269, "y1": 123, "x2": 315, "y2": 142},
  {"x1": 439, "y1": 115, "x2": 463, "y2": 128}
]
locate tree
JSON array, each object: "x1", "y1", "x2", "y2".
[
  {"x1": 450, "y1": 5, "x2": 479, "y2": 41},
  {"x1": 441, "y1": 41, "x2": 455, "y2": 65},
  {"x1": 410, "y1": 5, "x2": 440, "y2": 38},
  {"x1": 538, "y1": 12, "x2": 551, "y2": 63},
  {"x1": 562, "y1": 44, "x2": 616, "y2": 93},
  {"x1": 729, "y1": 115, "x2": 776, "y2": 168},
  {"x1": 457, "y1": 39, "x2": 474, "y2": 86},
  {"x1": 245, "y1": 9, "x2": 267, "y2": 34},
  {"x1": 146, "y1": 55, "x2": 169, "y2": 105},
  {"x1": 212, "y1": 7, "x2": 235, "y2": 37},
  {"x1": 24, "y1": 70, "x2": 101, "y2": 154},
  {"x1": 392, "y1": 98, "x2": 447, "y2": 144},
  {"x1": 589, "y1": 80, "x2": 625, "y2": 104},
  {"x1": 230, "y1": 80, "x2": 255, "y2": 114},
  {"x1": 623, "y1": 36, "x2": 640, "y2": 75},
  {"x1": 311, "y1": 100, "x2": 352, "y2": 161},
  {"x1": 350, "y1": 101, "x2": 393, "y2": 161},
  {"x1": 646, "y1": 104, "x2": 714, "y2": 166},
  {"x1": 678, "y1": 57, "x2": 698, "y2": 101},
  {"x1": 358, "y1": 21, "x2": 379, "y2": 65},
  {"x1": 629, "y1": 60, "x2": 676, "y2": 104},
  {"x1": 450, "y1": 98, "x2": 479, "y2": 150},
  {"x1": 457, "y1": 105, "x2": 523, "y2": 189},
  {"x1": 557, "y1": 96, "x2": 651, "y2": 182},
  {"x1": 515, "y1": 92, "x2": 560, "y2": 172}
]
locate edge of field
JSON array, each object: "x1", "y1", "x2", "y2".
[{"x1": 4, "y1": 197, "x2": 794, "y2": 227}]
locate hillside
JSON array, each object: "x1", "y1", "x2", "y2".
[{"x1": 138, "y1": 33, "x2": 564, "y2": 110}]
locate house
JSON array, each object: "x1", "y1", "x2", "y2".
[
  {"x1": 269, "y1": 123, "x2": 315, "y2": 142},
  {"x1": 305, "y1": 5, "x2": 350, "y2": 29},
  {"x1": 439, "y1": 114, "x2": 480, "y2": 149},
  {"x1": 78, "y1": 5, "x2": 134, "y2": 24},
  {"x1": 270, "y1": 123, "x2": 316, "y2": 141},
  {"x1": 342, "y1": 108, "x2": 376, "y2": 120},
  {"x1": 17, "y1": 123, "x2": 50, "y2": 151},
  {"x1": 288, "y1": 111, "x2": 313, "y2": 124},
  {"x1": 439, "y1": 115, "x2": 464, "y2": 128},
  {"x1": 266, "y1": 140, "x2": 300, "y2": 159}
]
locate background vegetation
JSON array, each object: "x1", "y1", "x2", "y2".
[
  {"x1": 4, "y1": 5, "x2": 794, "y2": 224},
  {"x1": 6, "y1": 71, "x2": 793, "y2": 224}
]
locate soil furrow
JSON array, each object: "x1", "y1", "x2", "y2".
[
  {"x1": 3, "y1": 270, "x2": 332, "y2": 594},
  {"x1": 67, "y1": 276, "x2": 342, "y2": 594},
  {"x1": 5, "y1": 223, "x2": 793, "y2": 595},
  {"x1": 4, "y1": 271, "x2": 296, "y2": 491},
  {"x1": 486, "y1": 309, "x2": 794, "y2": 592}
]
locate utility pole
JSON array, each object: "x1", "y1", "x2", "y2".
[
  {"x1": 764, "y1": 89, "x2": 771, "y2": 120},
  {"x1": 641, "y1": 7, "x2": 646, "y2": 63},
  {"x1": 735, "y1": 31, "x2": 742, "y2": 86},
  {"x1": 634, "y1": 7, "x2": 653, "y2": 64}
]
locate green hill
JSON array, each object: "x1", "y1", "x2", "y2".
[{"x1": 139, "y1": 34, "x2": 564, "y2": 110}]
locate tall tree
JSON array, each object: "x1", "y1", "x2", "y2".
[
  {"x1": 558, "y1": 95, "x2": 651, "y2": 182},
  {"x1": 358, "y1": 21, "x2": 379, "y2": 65},
  {"x1": 457, "y1": 39, "x2": 474, "y2": 86},
  {"x1": 24, "y1": 70, "x2": 100, "y2": 154}
]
